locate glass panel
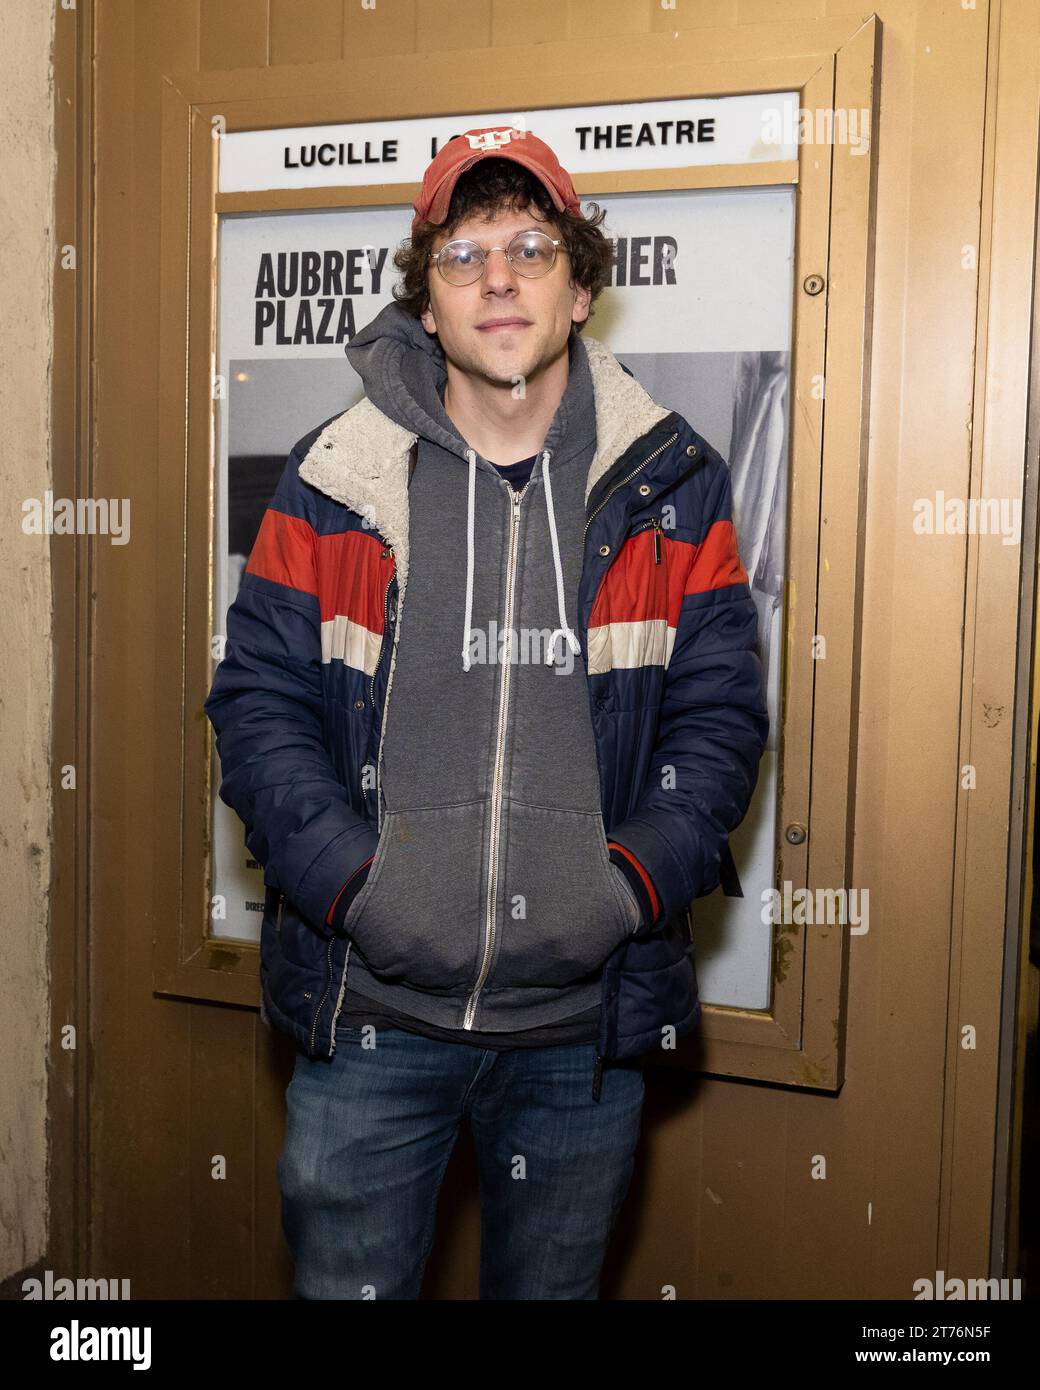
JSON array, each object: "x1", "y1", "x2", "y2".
[
  {"x1": 211, "y1": 205, "x2": 408, "y2": 941},
  {"x1": 583, "y1": 184, "x2": 793, "y2": 1010},
  {"x1": 210, "y1": 187, "x2": 794, "y2": 1011}
]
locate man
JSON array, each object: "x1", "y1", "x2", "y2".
[{"x1": 204, "y1": 127, "x2": 769, "y2": 1300}]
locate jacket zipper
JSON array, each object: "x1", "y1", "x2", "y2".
[
  {"x1": 327, "y1": 542, "x2": 397, "y2": 1053},
  {"x1": 585, "y1": 435, "x2": 677, "y2": 1100},
  {"x1": 629, "y1": 515, "x2": 663, "y2": 563},
  {"x1": 309, "y1": 936, "x2": 336, "y2": 1054},
  {"x1": 463, "y1": 478, "x2": 533, "y2": 1030},
  {"x1": 372, "y1": 546, "x2": 400, "y2": 834},
  {"x1": 320, "y1": 434, "x2": 678, "y2": 1053},
  {"x1": 582, "y1": 432, "x2": 679, "y2": 546},
  {"x1": 365, "y1": 563, "x2": 396, "y2": 814}
]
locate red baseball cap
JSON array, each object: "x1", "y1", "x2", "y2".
[{"x1": 412, "y1": 126, "x2": 581, "y2": 234}]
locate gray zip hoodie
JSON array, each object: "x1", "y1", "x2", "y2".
[{"x1": 333, "y1": 302, "x2": 643, "y2": 1035}]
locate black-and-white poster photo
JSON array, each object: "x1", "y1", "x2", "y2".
[{"x1": 213, "y1": 184, "x2": 792, "y2": 1016}]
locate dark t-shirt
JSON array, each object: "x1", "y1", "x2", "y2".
[
  {"x1": 336, "y1": 452, "x2": 601, "y2": 1049},
  {"x1": 492, "y1": 453, "x2": 538, "y2": 492}
]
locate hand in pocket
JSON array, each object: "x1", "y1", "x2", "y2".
[{"x1": 610, "y1": 863, "x2": 644, "y2": 936}]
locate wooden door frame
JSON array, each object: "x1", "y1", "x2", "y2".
[
  {"x1": 50, "y1": 0, "x2": 1038, "y2": 1289},
  {"x1": 153, "y1": 18, "x2": 880, "y2": 1098},
  {"x1": 49, "y1": 0, "x2": 95, "y2": 1281}
]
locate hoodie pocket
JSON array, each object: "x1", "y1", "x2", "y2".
[
  {"x1": 487, "y1": 802, "x2": 636, "y2": 990},
  {"x1": 611, "y1": 864, "x2": 644, "y2": 934},
  {"x1": 343, "y1": 803, "x2": 485, "y2": 990}
]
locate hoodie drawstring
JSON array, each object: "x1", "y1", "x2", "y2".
[
  {"x1": 541, "y1": 449, "x2": 581, "y2": 667},
  {"x1": 460, "y1": 446, "x2": 581, "y2": 671},
  {"x1": 461, "y1": 448, "x2": 478, "y2": 670}
]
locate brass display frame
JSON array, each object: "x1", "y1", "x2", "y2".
[{"x1": 154, "y1": 17, "x2": 880, "y2": 1091}]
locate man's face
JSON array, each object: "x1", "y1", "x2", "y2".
[{"x1": 419, "y1": 203, "x2": 591, "y2": 388}]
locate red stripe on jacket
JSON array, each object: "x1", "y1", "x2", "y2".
[
  {"x1": 589, "y1": 519, "x2": 749, "y2": 630},
  {"x1": 687, "y1": 518, "x2": 749, "y2": 594},
  {"x1": 246, "y1": 510, "x2": 318, "y2": 596},
  {"x1": 247, "y1": 511, "x2": 395, "y2": 634},
  {"x1": 315, "y1": 530, "x2": 395, "y2": 632}
]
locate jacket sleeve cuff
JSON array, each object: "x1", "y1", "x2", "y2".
[
  {"x1": 326, "y1": 855, "x2": 375, "y2": 932},
  {"x1": 608, "y1": 842, "x2": 660, "y2": 929}
]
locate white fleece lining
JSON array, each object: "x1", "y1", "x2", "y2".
[
  {"x1": 297, "y1": 334, "x2": 672, "y2": 810},
  {"x1": 296, "y1": 333, "x2": 672, "y2": 588}
]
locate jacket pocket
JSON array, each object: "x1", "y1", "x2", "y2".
[
  {"x1": 487, "y1": 802, "x2": 636, "y2": 990},
  {"x1": 611, "y1": 864, "x2": 644, "y2": 935},
  {"x1": 337, "y1": 833, "x2": 388, "y2": 934},
  {"x1": 344, "y1": 802, "x2": 485, "y2": 990}
]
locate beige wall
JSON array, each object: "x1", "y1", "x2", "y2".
[{"x1": 0, "y1": 0, "x2": 54, "y2": 1281}]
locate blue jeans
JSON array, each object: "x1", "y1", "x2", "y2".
[{"x1": 278, "y1": 1025, "x2": 647, "y2": 1299}]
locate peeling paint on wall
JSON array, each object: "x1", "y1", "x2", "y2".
[{"x1": 0, "y1": 0, "x2": 55, "y2": 1281}]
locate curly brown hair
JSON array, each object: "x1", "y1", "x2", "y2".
[{"x1": 391, "y1": 157, "x2": 615, "y2": 331}]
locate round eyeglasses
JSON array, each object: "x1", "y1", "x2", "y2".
[{"x1": 429, "y1": 229, "x2": 565, "y2": 286}]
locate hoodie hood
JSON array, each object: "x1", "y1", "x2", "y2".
[
  {"x1": 343, "y1": 300, "x2": 595, "y2": 667},
  {"x1": 344, "y1": 300, "x2": 462, "y2": 457}
]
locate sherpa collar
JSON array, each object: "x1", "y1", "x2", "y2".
[{"x1": 297, "y1": 334, "x2": 671, "y2": 590}]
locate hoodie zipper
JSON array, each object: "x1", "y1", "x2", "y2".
[
  {"x1": 460, "y1": 439, "x2": 677, "y2": 1040},
  {"x1": 463, "y1": 477, "x2": 533, "y2": 1030},
  {"x1": 319, "y1": 432, "x2": 677, "y2": 1054},
  {"x1": 582, "y1": 433, "x2": 679, "y2": 546}
]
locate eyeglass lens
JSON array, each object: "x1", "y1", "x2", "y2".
[{"x1": 435, "y1": 230, "x2": 557, "y2": 284}]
